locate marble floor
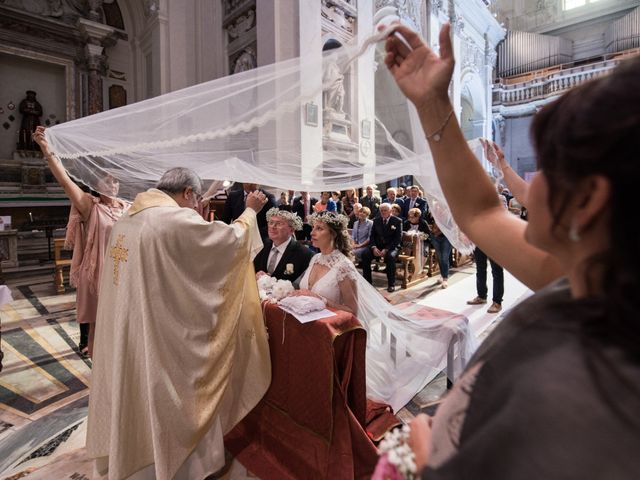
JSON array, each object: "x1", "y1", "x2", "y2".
[{"x1": 0, "y1": 264, "x2": 531, "y2": 479}]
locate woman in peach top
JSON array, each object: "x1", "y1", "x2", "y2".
[{"x1": 33, "y1": 126, "x2": 129, "y2": 356}]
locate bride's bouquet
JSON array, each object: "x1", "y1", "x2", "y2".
[{"x1": 257, "y1": 275, "x2": 294, "y2": 303}]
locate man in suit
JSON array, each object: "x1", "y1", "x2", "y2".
[
  {"x1": 291, "y1": 191, "x2": 317, "y2": 242},
  {"x1": 361, "y1": 184, "x2": 381, "y2": 218},
  {"x1": 361, "y1": 203, "x2": 403, "y2": 292},
  {"x1": 401, "y1": 185, "x2": 427, "y2": 219},
  {"x1": 223, "y1": 183, "x2": 276, "y2": 240},
  {"x1": 383, "y1": 187, "x2": 405, "y2": 219},
  {"x1": 254, "y1": 208, "x2": 314, "y2": 283}
]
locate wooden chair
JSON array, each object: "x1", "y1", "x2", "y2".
[{"x1": 53, "y1": 238, "x2": 72, "y2": 294}]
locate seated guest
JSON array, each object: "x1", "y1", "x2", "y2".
[
  {"x1": 390, "y1": 203, "x2": 402, "y2": 218},
  {"x1": 341, "y1": 188, "x2": 359, "y2": 217},
  {"x1": 384, "y1": 187, "x2": 405, "y2": 218},
  {"x1": 291, "y1": 191, "x2": 317, "y2": 242},
  {"x1": 403, "y1": 207, "x2": 429, "y2": 235},
  {"x1": 313, "y1": 191, "x2": 337, "y2": 213},
  {"x1": 397, "y1": 184, "x2": 407, "y2": 200},
  {"x1": 254, "y1": 208, "x2": 313, "y2": 282},
  {"x1": 348, "y1": 202, "x2": 362, "y2": 228},
  {"x1": 361, "y1": 184, "x2": 381, "y2": 218},
  {"x1": 401, "y1": 185, "x2": 427, "y2": 218},
  {"x1": 331, "y1": 191, "x2": 344, "y2": 214},
  {"x1": 361, "y1": 203, "x2": 403, "y2": 292},
  {"x1": 223, "y1": 182, "x2": 275, "y2": 240},
  {"x1": 276, "y1": 191, "x2": 289, "y2": 207},
  {"x1": 351, "y1": 206, "x2": 373, "y2": 263}
]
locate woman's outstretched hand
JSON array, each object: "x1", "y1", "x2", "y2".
[
  {"x1": 33, "y1": 126, "x2": 53, "y2": 157},
  {"x1": 480, "y1": 138, "x2": 508, "y2": 170},
  {"x1": 383, "y1": 23, "x2": 455, "y2": 111}
]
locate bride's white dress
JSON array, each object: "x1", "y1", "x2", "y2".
[
  {"x1": 299, "y1": 250, "x2": 474, "y2": 412},
  {"x1": 299, "y1": 249, "x2": 358, "y2": 306}
]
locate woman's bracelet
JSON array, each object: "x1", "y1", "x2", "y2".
[{"x1": 426, "y1": 109, "x2": 454, "y2": 142}]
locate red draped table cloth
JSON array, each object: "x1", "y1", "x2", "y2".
[{"x1": 224, "y1": 303, "x2": 379, "y2": 479}]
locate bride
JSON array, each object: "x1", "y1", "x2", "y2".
[{"x1": 290, "y1": 211, "x2": 475, "y2": 412}]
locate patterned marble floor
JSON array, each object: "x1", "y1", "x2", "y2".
[{"x1": 0, "y1": 265, "x2": 528, "y2": 479}]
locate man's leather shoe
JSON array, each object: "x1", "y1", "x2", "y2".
[
  {"x1": 466, "y1": 296, "x2": 487, "y2": 305},
  {"x1": 387, "y1": 286, "x2": 395, "y2": 293},
  {"x1": 487, "y1": 302, "x2": 502, "y2": 314}
]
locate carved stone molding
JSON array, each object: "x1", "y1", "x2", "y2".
[
  {"x1": 461, "y1": 38, "x2": 483, "y2": 74},
  {"x1": 321, "y1": 0, "x2": 356, "y2": 36},
  {"x1": 226, "y1": 8, "x2": 254, "y2": 40},
  {"x1": 375, "y1": 0, "x2": 422, "y2": 31}
]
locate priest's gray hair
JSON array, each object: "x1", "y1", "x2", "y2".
[{"x1": 156, "y1": 167, "x2": 203, "y2": 195}]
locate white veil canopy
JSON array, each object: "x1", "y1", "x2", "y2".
[{"x1": 46, "y1": 27, "x2": 481, "y2": 253}]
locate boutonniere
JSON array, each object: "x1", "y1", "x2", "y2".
[
  {"x1": 285, "y1": 263, "x2": 294, "y2": 275},
  {"x1": 391, "y1": 225, "x2": 397, "y2": 230}
]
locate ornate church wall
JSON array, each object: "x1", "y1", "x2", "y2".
[{"x1": 0, "y1": 54, "x2": 66, "y2": 160}]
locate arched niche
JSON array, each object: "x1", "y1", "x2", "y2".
[{"x1": 460, "y1": 68, "x2": 486, "y2": 141}]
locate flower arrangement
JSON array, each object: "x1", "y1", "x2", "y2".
[
  {"x1": 372, "y1": 425, "x2": 417, "y2": 480},
  {"x1": 257, "y1": 275, "x2": 294, "y2": 302},
  {"x1": 265, "y1": 208, "x2": 303, "y2": 231}
]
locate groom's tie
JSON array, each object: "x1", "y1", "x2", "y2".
[{"x1": 267, "y1": 246, "x2": 279, "y2": 274}]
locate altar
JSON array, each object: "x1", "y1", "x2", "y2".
[{"x1": 224, "y1": 303, "x2": 386, "y2": 480}]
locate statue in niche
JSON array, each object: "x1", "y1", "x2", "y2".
[
  {"x1": 17, "y1": 90, "x2": 43, "y2": 151},
  {"x1": 233, "y1": 47, "x2": 257, "y2": 74},
  {"x1": 323, "y1": 60, "x2": 346, "y2": 117}
]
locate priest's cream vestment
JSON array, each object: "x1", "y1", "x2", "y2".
[{"x1": 86, "y1": 189, "x2": 271, "y2": 480}]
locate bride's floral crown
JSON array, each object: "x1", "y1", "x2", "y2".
[
  {"x1": 266, "y1": 207, "x2": 303, "y2": 231},
  {"x1": 309, "y1": 211, "x2": 349, "y2": 230}
]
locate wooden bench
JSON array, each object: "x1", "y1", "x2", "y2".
[
  {"x1": 53, "y1": 238, "x2": 72, "y2": 294},
  {"x1": 396, "y1": 232, "x2": 428, "y2": 289}
]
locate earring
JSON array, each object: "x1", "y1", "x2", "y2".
[{"x1": 568, "y1": 222, "x2": 581, "y2": 242}]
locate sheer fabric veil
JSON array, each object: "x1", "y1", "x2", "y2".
[
  {"x1": 355, "y1": 274, "x2": 474, "y2": 412},
  {"x1": 44, "y1": 26, "x2": 489, "y2": 253}
]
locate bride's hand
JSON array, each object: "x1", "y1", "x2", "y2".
[{"x1": 383, "y1": 23, "x2": 454, "y2": 111}]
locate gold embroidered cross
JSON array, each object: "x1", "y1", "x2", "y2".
[{"x1": 109, "y1": 234, "x2": 128, "y2": 286}]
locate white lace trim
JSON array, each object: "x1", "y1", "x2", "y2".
[{"x1": 312, "y1": 250, "x2": 358, "y2": 283}]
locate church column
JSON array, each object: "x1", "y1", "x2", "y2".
[{"x1": 78, "y1": 19, "x2": 118, "y2": 115}]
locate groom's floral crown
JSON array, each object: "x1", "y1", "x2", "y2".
[
  {"x1": 309, "y1": 211, "x2": 349, "y2": 230},
  {"x1": 266, "y1": 207, "x2": 303, "y2": 231}
]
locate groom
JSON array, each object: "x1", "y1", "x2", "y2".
[{"x1": 254, "y1": 208, "x2": 314, "y2": 283}]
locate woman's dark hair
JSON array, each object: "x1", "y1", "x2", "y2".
[{"x1": 531, "y1": 56, "x2": 640, "y2": 415}]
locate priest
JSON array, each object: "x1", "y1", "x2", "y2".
[{"x1": 86, "y1": 167, "x2": 271, "y2": 480}]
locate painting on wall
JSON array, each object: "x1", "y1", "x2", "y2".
[{"x1": 109, "y1": 85, "x2": 127, "y2": 109}]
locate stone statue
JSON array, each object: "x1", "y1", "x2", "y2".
[
  {"x1": 17, "y1": 91, "x2": 43, "y2": 151},
  {"x1": 233, "y1": 47, "x2": 257, "y2": 74},
  {"x1": 322, "y1": 60, "x2": 345, "y2": 116}
]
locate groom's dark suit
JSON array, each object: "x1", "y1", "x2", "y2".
[{"x1": 253, "y1": 238, "x2": 314, "y2": 282}]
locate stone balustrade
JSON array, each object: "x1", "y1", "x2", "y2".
[{"x1": 492, "y1": 52, "x2": 637, "y2": 106}]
